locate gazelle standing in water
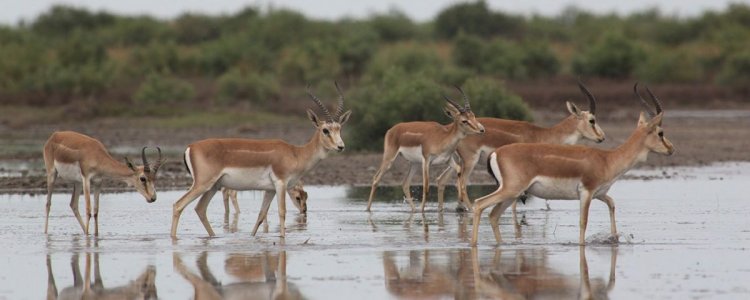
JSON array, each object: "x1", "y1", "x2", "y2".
[
  {"x1": 43, "y1": 131, "x2": 163, "y2": 235},
  {"x1": 471, "y1": 83, "x2": 674, "y2": 245},
  {"x1": 366, "y1": 87, "x2": 485, "y2": 212},
  {"x1": 171, "y1": 82, "x2": 351, "y2": 238},
  {"x1": 220, "y1": 182, "x2": 308, "y2": 216},
  {"x1": 436, "y1": 80, "x2": 605, "y2": 211}
]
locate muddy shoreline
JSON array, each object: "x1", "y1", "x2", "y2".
[{"x1": 1, "y1": 108, "x2": 749, "y2": 194}]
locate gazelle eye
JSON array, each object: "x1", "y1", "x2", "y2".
[
  {"x1": 658, "y1": 131, "x2": 664, "y2": 137},
  {"x1": 140, "y1": 177, "x2": 146, "y2": 183},
  {"x1": 589, "y1": 119, "x2": 595, "y2": 124},
  {"x1": 461, "y1": 120, "x2": 468, "y2": 124},
  {"x1": 322, "y1": 128, "x2": 330, "y2": 135}
]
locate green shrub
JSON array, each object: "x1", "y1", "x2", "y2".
[
  {"x1": 129, "y1": 41, "x2": 182, "y2": 74},
  {"x1": 435, "y1": 1, "x2": 524, "y2": 39},
  {"x1": 636, "y1": 48, "x2": 703, "y2": 83},
  {"x1": 31, "y1": 5, "x2": 115, "y2": 36},
  {"x1": 335, "y1": 26, "x2": 379, "y2": 76},
  {"x1": 482, "y1": 39, "x2": 526, "y2": 79},
  {"x1": 277, "y1": 41, "x2": 341, "y2": 84},
  {"x1": 368, "y1": 10, "x2": 418, "y2": 42},
  {"x1": 32, "y1": 61, "x2": 119, "y2": 96},
  {"x1": 103, "y1": 16, "x2": 171, "y2": 46},
  {"x1": 717, "y1": 50, "x2": 750, "y2": 92},
  {"x1": 56, "y1": 30, "x2": 107, "y2": 66},
  {"x1": 519, "y1": 41, "x2": 560, "y2": 78},
  {"x1": 133, "y1": 72, "x2": 195, "y2": 105},
  {"x1": 347, "y1": 70, "x2": 532, "y2": 151},
  {"x1": 217, "y1": 69, "x2": 280, "y2": 104},
  {"x1": 572, "y1": 32, "x2": 645, "y2": 78},
  {"x1": 452, "y1": 32, "x2": 485, "y2": 71},
  {"x1": 365, "y1": 44, "x2": 444, "y2": 80},
  {"x1": 172, "y1": 13, "x2": 221, "y2": 44}
]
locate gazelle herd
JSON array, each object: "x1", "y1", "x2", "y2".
[{"x1": 41, "y1": 80, "x2": 673, "y2": 246}]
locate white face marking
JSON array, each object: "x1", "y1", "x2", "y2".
[
  {"x1": 54, "y1": 161, "x2": 83, "y2": 182},
  {"x1": 527, "y1": 176, "x2": 582, "y2": 200},
  {"x1": 399, "y1": 146, "x2": 423, "y2": 163},
  {"x1": 220, "y1": 167, "x2": 275, "y2": 190}
]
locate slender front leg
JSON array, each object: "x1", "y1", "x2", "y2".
[
  {"x1": 599, "y1": 194, "x2": 618, "y2": 237},
  {"x1": 402, "y1": 163, "x2": 418, "y2": 212},
  {"x1": 230, "y1": 190, "x2": 240, "y2": 213},
  {"x1": 69, "y1": 183, "x2": 85, "y2": 233},
  {"x1": 252, "y1": 190, "x2": 276, "y2": 236},
  {"x1": 578, "y1": 189, "x2": 594, "y2": 245},
  {"x1": 367, "y1": 148, "x2": 398, "y2": 212},
  {"x1": 419, "y1": 157, "x2": 432, "y2": 212},
  {"x1": 82, "y1": 176, "x2": 92, "y2": 235},
  {"x1": 92, "y1": 183, "x2": 101, "y2": 236},
  {"x1": 222, "y1": 188, "x2": 231, "y2": 216},
  {"x1": 274, "y1": 180, "x2": 288, "y2": 237},
  {"x1": 171, "y1": 181, "x2": 216, "y2": 237},
  {"x1": 435, "y1": 164, "x2": 455, "y2": 212},
  {"x1": 457, "y1": 153, "x2": 479, "y2": 210},
  {"x1": 195, "y1": 186, "x2": 220, "y2": 236},
  {"x1": 488, "y1": 199, "x2": 515, "y2": 244}
]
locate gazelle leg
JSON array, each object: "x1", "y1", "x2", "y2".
[
  {"x1": 69, "y1": 183, "x2": 85, "y2": 233},
  {"x1": 274, "y1": 180, "x2": 288, "y2": 237},
  {"x1": 419, "y1": 157, "x2": 432, "y2": 212},
  {"x1": 599, "y1": 194, "x2": 618, "y2": 237},
  {"x1": 92, "y1": 183, "x2": 101, "y2": 236},
  {"x1": 194, "y1": 185, "x2": 220, "y2": 236},
  {"x1": 231, "y1": 190, "x2": 240, "y2": 213},
  {"x1": 488, "y1": 199, "x2": 516, "y2": 244},
  {"x1": 252, "y1": 190, "x2": 276, "y2": 236},
  {"x1": 366, "y1": 147, "x2": 399, "y2": 212},
  {"x1": 222, "y1": 188, "x2": 231, "y2": 216},
  {"x1": 46, "y1": 254, "x2": 58, "y2": 299},
  {"x1": 435, "y1": 164, "x2": 455, "y2": 212},
  {"x1": 82, "y1": 176, "x2": 92, "y2": 235},
  {"x1": 578, "y1": 189, "x2": 594, "y2": 245},
  {"x1": 44, "y1": 170, "x2": 57, "y2": 234},
  {"x1": 171, "y1": 181, "x2": 216, "y2": 237},
  {"x1": 457, "y1": 153, "x2": 479, "y2": 210},
  {"x1": 402, "y1": 163, "x2": 418, "y2": 212},
  {"x1": 471, "y1": 187, "x2": 522, "y2": 245}
]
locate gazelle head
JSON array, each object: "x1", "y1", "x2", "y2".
[
  {"x1": 124, "y1": 147, "x2": 163, "y2": 203},
  {"x1": 567, "y1": 79, "x2": 605, "y2": 143},
  {"x1": 306, "y1": 82, "x2": 352, "y2": 152},
  {"x1": 289, "y1": 182, "x2": 308, "y2": 214},
  {"x1": 634, "y1": 83, "x2": 675, "y2": 156},
  {"x1": 444, "y1": 86, "x2": 485, "y2": 135}
]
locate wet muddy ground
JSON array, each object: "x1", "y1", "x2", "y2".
[{"x1": 0, "y1": 163, "x2": 749, "y2": 299}]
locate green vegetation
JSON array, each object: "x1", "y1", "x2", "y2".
[{"x1": 1, "y1": 2, "x2": 749, "y2": 134}]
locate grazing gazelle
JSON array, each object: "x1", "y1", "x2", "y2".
[
  {"x1": 221, "y1": 182, "x2": 308, "y2": 216},
  {"x1": 471, "y1": 83, "x2": 674, "y2": 245},
  {"x1": 43, "y1": 131, "x2": 163, "y2": 235},
  {"x1": 436, "y1": 80, "x2": 605, "y2": 211},
  {"x1": 171, "y1": 83, "x2": 351, "y2": 237},
  {"x1": 366, "y1": 87, "x2": 485, "y2": 212}
]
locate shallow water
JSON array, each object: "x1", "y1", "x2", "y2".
[{"x1": 1, "y1": 163, "x2": 749, "y2": 299}]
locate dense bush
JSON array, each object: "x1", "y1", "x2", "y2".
[
  {"x1": 216, "y1": 69, "x2": 280, "y2": 104},
  {"x1": 133, "y1": 72, "x2": 195, "y2": 105},
  {"x1": 129, "y1": 41, "x2": 182, "y2": 74},
  {"x1": 435, "y1": 1, "x2": 524, "y2": 39},
  {"x1": 277, "y1": 41, "x2": 341, "y2": 84},
  {"x1": 366, "y1": 43, "x2": 444, "y2": 80},
  {"x1": 347, "y1": 70, "x2": 532, "y2": 150},
  {"x1": 453, "y1": 34, "x2": 558, "y2": 79},
  {"x1": 31, "y1": 5, "x2": 115, "y2": 36},
  {"x1": 172, "y1": 13, "x2": 221, "y2": 44},
  {"x1": 716, "y1": 50, "x2": 750, "y2": 92},
  {"x1": 519, "y1": 41, "x2": 560, "y2": 78},
  {"x1": 636, "y1": 49, "x2": 703, "y2": 83},
  {"x1": 368, "y1": 10, "x2": 419, "y2": 42},
  {"x1": 572, "y1": 33, "x2": 645, "y2": 78}
]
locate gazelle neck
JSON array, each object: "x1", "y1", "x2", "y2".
[
  {"x1": 538, "y1": 115, "x2": 580, "y2": 144},
  {"x1": 96, "y1": 154, "x2": 137, "y2": 181},
  {"x1": 295, "y1": 130, "x2": 329, "y2": 173},
  {"x1": 444, "y1": 121, "x2": 467, "y2": 147},
  {"x1": 606, "y1": 127, "x2": 650, "y2": 178}
]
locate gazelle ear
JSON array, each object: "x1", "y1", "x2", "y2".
[
  {"x1": 637, "y1": 111, "x2": 649, "y2": 127},
  {"x1": 566, "y1": 101, "x2": 582, "y2": 117},
  {"x1": 124, "y1": 157, "x2": 137, "y2": 171},
  {"x1": 444, "y1": 104, "x2": 460, "y2": 119},
  {"x1": 338, "y1": 110, "x2": 352, "y2": 125},
  {"x1": 647, "y1": 112, "x2": 664, "y2": 131},
  {"x1": 307, "y1": 109, "x2": 321, "y2": 128}
]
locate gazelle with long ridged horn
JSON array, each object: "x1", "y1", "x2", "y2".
[
  {"x1": 471, "y1": 83, "x2": 674, "y2": 245},
  {"x1": 366, "y1": 87, "x2": 485, "y2": 212},
  {"x1": 436, "y1": 79, "x2": 605, "y2": 211},
  {"x1": 43, "y1": 131, "x2": 163, "y2": 235},
  {"x1": 171, "y1": 82, "x2": 351, "y2": 237}
]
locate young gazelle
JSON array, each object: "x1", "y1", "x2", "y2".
[
  {"x1": 471, "y1": 84, "x2": 674, "y2": 245},
  {"x1": 43, "y1": 131, "x2": 163, "y2": 235},
  {"x1": 220, "y1": 182, "x2": 308, "y2": 216},
  {"x1": 436, "y1": 80, "x2": 605, "y2": 211},
  {"x1": 171, "y1": 83, "x2": 351, "y2": 237},
  {"x1": 366, "y1": 87, "x2": 485, "y2": 212}
]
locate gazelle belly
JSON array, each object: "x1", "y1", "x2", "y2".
[
  {"x1": 527, "y1": 176, "x2": 581, "y2": 200},
  {"x1": 54, "y1": 161, "x2": 82, "y2": 182},
  {"x1": 399, "y1": 146, "x2": 423, "y2": 163},
  {"x1": 220, "y1": 167, "x2": 276, "y2": 190}
]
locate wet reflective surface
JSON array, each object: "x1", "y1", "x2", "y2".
[{"x1": 1, "y1": 163, "x2": 750, "y2": 299}]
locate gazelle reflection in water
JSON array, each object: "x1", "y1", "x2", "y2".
[
  {"x1": 46, "y1": 252, "x2": 157, "y2": 300},
  {"x1": 383, "y1": 247, "x2": 616, "y2": 299},
  {"x1": 173, "y1": 251, "x2": 303, "y2": 300}
]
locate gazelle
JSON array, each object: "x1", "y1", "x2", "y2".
[
  {"x1": 171, "y1": 83, "x2": 351, "y2": 237},
  {"x1": 43, "y1": 131, "x2": 162, "y2": 235},
  {"x1": 366, "y1": 87, "x2": 485, "y2": 212},
  {"x1": 221, "y1": 182, "x2": 308, "y2": 215},
  {"x1": 471, "y1": 84, "x2": 674, "y2": 245},
  {"x1": 436, "y1": 80, "x2": 605, "y2": 211}
]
